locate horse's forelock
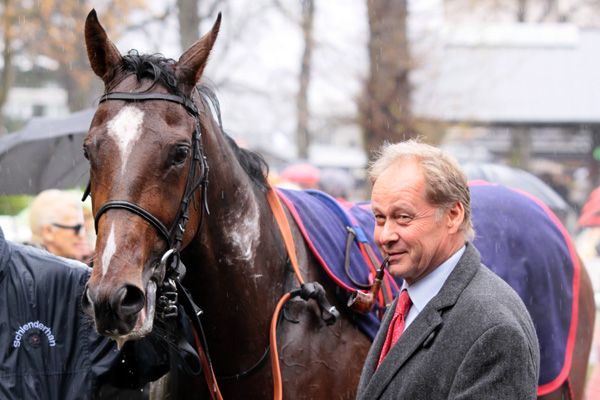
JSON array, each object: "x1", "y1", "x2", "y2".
[{"x1": 106, "y1": 50, "x2": 181, "y2": 95}]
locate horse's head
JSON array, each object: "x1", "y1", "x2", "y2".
[{"x1": 81, "y1": 9, "x2": 220, "y2": 344}]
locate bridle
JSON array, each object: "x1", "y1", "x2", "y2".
[{"x1": 84, "y1": 90, "x2": 210, "y2": 316}]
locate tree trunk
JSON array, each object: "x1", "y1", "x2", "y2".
[
  {"x1": 296, "y1": 0, "x2": 314, "y2": 159},
  {"x1": 360, "y1": 0, "x2": 413, "y2": 159},
  {"x1": 510, "y1": 126, "x2": 531, "y2": 170},
  {"x1": 0, "y1": 0, "x2": 15, "y2": 133},
  {"x1": 177, "y1": 0, "x2": 200, "y2": 51}
]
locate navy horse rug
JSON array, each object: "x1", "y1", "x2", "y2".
[{"x1": 277, "y1": 182, "x2": 578, "y2": 394}]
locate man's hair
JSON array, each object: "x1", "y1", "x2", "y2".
[
  {"x1": 368, "y1": 139, "x2": 475, "y2": 240},
  {"x1": 29, "y1": 190, "x2": 83, "y2": 245}
]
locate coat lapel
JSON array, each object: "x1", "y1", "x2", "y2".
[
  {"x1": 359, "y1": 243, "x2": 482, "y2": 399},
  {"x1": 362, "y1": 308, "x2": 443, "y2": 399}
]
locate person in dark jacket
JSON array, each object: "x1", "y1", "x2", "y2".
[{"x1": 0, "y1": 225, "x2": 172, "y2": 399}]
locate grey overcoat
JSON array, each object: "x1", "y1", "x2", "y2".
[{"x1": 356, "y1": 243, "x2": 540, "y2": 400}]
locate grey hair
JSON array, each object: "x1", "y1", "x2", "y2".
[
  {"x1": 29, "y1": 189, "x2": 83, "y2": 245},
  {"x1": 368, "y1": 139, "x2": 475, "y2": 240}
]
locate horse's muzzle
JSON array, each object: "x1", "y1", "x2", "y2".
[{"x1": 82, "y1": 283, "x2": 146, "y2": 335}]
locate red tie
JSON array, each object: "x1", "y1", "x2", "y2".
[{"x1": 377, "y1": 290, "x2": 412, "y2": 368}]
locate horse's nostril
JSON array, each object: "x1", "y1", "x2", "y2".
[{"x1": 111, "y1": 284, "x2": 145, "y2": 320}]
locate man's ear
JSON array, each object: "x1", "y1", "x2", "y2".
[
  {"x1": 446, "y1": 202, "x2": 465, "y2": 234},
  {"x1": 41, "y1": 224, "x2": 55, "y2": 244}
]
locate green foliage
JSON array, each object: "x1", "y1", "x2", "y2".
[{"x1": 0, "y1": 195, "x2": 32, "y2": 216}]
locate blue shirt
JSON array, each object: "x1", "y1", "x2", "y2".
[{"x1": 402, "y1": 245, "x2": 466, "y2": 331}]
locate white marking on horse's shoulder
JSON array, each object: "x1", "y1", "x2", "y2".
[
  {"x1": 101, "y1": 224, "x2": 116, "y2": 277},
  {"x1": 225, "y1": 191, "x2": 260, "y2": 264},
  {"x1": 106, "y1": 105, "x2": 145, "y2": 175}
]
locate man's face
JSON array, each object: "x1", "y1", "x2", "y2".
[
  {"x1": 43, "y1": 206, "x2": 90, "y2": 261},
  {"x1": 371, "y1": 159, "x2": 461, "y2": 285}
]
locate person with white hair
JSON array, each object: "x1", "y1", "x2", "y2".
[{"x1": 28, "y1": 189, "x2": 91, "y2": 262}]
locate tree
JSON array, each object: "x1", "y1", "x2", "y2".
[
  {"x1": 177, "y1": 0, "x2": 200, "y2": 51},
  {"x1": 0, "y1": 0, "x2": 149, "y2": 119},
  {"x1": 296, "y1": 0, "x2": 315, "y2": 159},
  {"x1": 359, "y1": 0, "x2": 413, "y2": 159},
  {"x1": 0, "y1": 0, "x2": 15, "y2": 132}
]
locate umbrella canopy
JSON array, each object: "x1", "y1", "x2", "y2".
[
  {"x1": 0, "y1": 108, "x2": 95, "y2": 195},
  {"x1": 461, "y1": 162, "x2": 574, "y2": 227}
]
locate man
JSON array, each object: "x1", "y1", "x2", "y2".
[
  {"x1": 0, "y1": 225, "x2": 172, "y2": 399},
  {"x1": 357, "y1": 140, "x2": 539, "y2": 399},
  {"x1": 28, "y1": 189, "x2": 91, "y2": 262}
]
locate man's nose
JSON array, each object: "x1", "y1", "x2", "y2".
[{"x1": 378, "y1": 220, "x2": 399, "y2": 246}]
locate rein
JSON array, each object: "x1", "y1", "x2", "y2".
[{"x1": 266, "y1": 189, "x2": 340, "y2": 399}]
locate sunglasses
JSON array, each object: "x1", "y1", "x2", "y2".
[{"x1": 51, "y1": 222, "x2": 84, "y2": 235}]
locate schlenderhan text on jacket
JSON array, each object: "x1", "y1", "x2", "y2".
[{"x1": 13, "y1": 321, "x2": 56, "y2": 348}]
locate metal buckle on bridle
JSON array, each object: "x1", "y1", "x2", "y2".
[{"x1": 157, "y1": 249, "x2": 185, "y2": 319}]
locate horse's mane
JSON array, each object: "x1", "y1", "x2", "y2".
[
  {"x1": 197, "y1": 85, "x2": 270, "y2": 192},
  {"x1": 109, "y1": 50, "x2": 270, "y2": 191}
]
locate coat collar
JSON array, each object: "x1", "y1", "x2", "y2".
[{"x1": 360, "y1": 243, "x2": 482, "y2": 399}]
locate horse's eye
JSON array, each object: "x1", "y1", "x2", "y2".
[
  {"x1": 172, "y1": 145, "x2": 190, "y2": 165},
  {"x1": 83, "y1": 145, "x2": 89, "y2": 160}
]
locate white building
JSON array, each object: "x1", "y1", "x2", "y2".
[{"x1": 4, "y1": 86, "x2": 69, "y2": 121}]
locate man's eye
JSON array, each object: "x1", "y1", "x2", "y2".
[{"x1": 397, "y1": 214, "x2": 413, "y2": 223}]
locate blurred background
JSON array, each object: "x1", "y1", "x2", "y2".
[
  {"x1": 1, "y1": 0, "x2": 599, "y2": 238},
  {"x1": 5, "y1": 0, "x2": 600, "y2": 395}
]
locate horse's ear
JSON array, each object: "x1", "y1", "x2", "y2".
[
  {"x1": 84, "y1": 9, "x2": 122, "y2": 83},
  {"x1": 176, "y1": 13, "x2": 222, "y2": 95}
]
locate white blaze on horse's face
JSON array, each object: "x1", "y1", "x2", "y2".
[
  {"x1": 101, "y1": 224, "x2": 116, "y2": 277},
  {"x1": 106, "y1": 105, "x2": 145, "y2": 176}
]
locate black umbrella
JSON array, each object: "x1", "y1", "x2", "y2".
[{"x1": 0, "y1": 108, "x2": 94, "y2": 195}]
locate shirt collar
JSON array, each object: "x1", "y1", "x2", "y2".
[{"x1": 402, "y1": 245, "x2": 466, "y2": 313}]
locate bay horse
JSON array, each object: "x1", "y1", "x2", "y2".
[{"x1": 81, "y1": 10, "x2": 593, "y2": 400}]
